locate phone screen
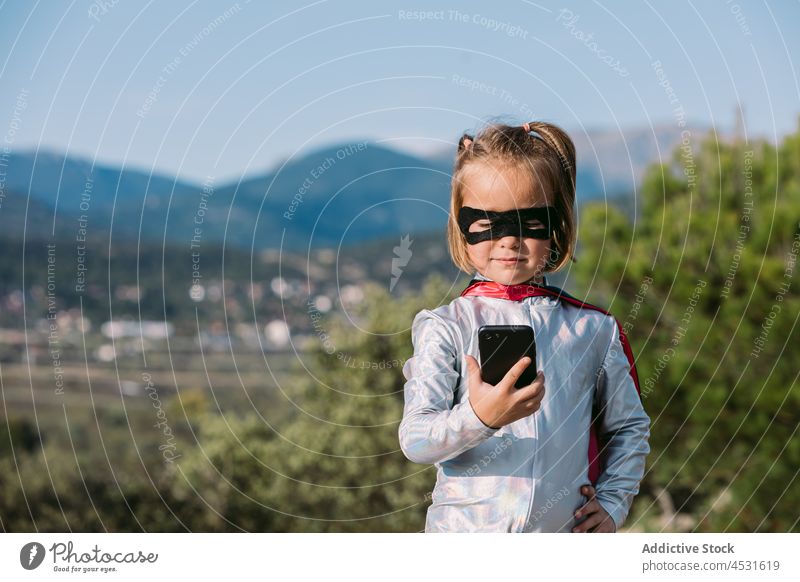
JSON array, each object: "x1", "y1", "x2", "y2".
[{"x1": 478, "y1": 325, "x2": 537, "y2": 388}]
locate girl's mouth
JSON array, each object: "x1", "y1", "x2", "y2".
[{"x1": 494, "y1": 258, "x2": 521, "y2": 265}]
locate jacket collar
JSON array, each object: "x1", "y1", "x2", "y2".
[{"x1": 461, "y1": 271, "x2": 561, "y2": 302}]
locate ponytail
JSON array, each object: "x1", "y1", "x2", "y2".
[{"x1": 523, "y1": 121, "x2": 577, "y2": 194}]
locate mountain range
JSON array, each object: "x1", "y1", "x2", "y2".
[{"x1": 0, "y1": 124, "x2": 708, "y2": 251}]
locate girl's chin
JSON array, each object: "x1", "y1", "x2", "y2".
[{"x1": 486, "y1": 266, "x2": 540, "y2": 284}]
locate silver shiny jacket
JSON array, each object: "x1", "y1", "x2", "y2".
[{"x1": 399, "y1": 272, "x2": 651, "y2": 532}]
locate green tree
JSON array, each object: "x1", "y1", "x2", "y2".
[
  {"x1": 574, "y1": 122, "x2": 800, "y2": 532},
  {"x1": 171, "y1": 274, "x2": 461, "y2": 531}
]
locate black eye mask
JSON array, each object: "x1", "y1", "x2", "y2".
[{"x1": 457, "y1": 205, "x2": 556, "y2": 244}]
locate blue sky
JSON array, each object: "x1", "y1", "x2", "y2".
[{"x1": 1, "y1": 0, "x2": 797, "y2": 184}]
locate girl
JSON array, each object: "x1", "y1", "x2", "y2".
[{"x1": 398, "y1": 120, "x2": 650, "y2": 533}]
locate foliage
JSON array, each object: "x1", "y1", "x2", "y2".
[
  {"x1": 170, "y1": 274, "x2": 458, "y2": 531},
  {"x1": 574, "y1": 126, "x2": 800, "y2": 532}
]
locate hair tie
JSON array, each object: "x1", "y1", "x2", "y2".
[
  {"x1": 462, "y1": 136, "x2": 473, "y2": 149},
  {"x1": 522, "y1": 122, "x2": 531, "y2": 133}
]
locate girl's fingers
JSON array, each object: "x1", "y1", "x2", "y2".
[
  {"x1": 516, "y1": 374, "x2": 545, "y2": 401},
  {"x1": 572, "y1": 512, "x2": 603, "y2": 533},
  {"x1": 498, "y1": 356, "x2": 532, "y2": 391},
  {"x1": 573, "y1": 487, "x2": 616, "y2": 533},
  {"x1": 522, "y1": 388, "x2": 545, "y2": 402},
  {"x1": 574, "y1": 499, "x2": 602, "y2": 519},
  {"x1": 574, "y1": 507, "x2": 615, "y2": 533},
  {"x1": 465, "y1": 355, "x2": 484, "y2": 387},
  {"x1": 600, "y1": 518, "x2": 617, "y2": 533},
  {"x1": 518, "y1": 378, "x2": 544, "y2": 403},
  {"x1": 521, "y1": 394, "x2": 544, "y2": 412},
  {"x1": 591, "y1": 514, "x2": 616, "y2": 533}
]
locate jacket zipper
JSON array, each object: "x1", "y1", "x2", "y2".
[{"x1": 524, "y1": 296, "x2": 540, "y2": 530}]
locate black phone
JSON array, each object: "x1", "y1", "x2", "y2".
[{"x1": 478, "y1": 325, "x2": 537, "y2": 389}]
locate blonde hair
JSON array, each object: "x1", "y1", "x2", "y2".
[{"x1": 446, "y1": 120, "x2": 578, "y2": 275}]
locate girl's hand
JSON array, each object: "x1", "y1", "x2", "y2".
[
  {"x1": 572, "y1": 484, "x2": 617, "y2": 533},
  {"x1": 465, "y1": 355, "x2": 545, "y2": 429}
]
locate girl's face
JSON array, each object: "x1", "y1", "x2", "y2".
[{"x1": 460, "y1": 162, "x2": 552, "y2": 285}]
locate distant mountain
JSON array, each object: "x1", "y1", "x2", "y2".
[
  {"x1": 0, "y1": 150, "x2": 197, "y2": 244},
  {"x1": 0, "y1": 125, "x2": 706, "y2": 251},
  {"x1": 214, "y1": 143, "x2": 453, "y2": 250},
  {"x1": 0, "y1": 188, "x2": 80, "y2": 240},
  {"x1": 570, "y1": 123, "x2": 715, "y2": 199}
]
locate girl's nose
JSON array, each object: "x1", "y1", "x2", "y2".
[{"x1": 498, "y1": 234, "x2": 521, "y2": 248}]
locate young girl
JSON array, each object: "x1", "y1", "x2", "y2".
[{"x1": 399, "y1": 120, "x2": 650, "y2": 533}]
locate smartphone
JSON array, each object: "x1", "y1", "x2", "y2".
[{"x1": 478, "y1": 325, "x2": 537, "y2": 389}]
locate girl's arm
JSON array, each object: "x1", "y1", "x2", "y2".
[
  {"x1": 398, "y1": 309, "x2": 499, "y2": 464},
  {"x1": 592, "y1": 318, "x2": 651, "y2": 530}
]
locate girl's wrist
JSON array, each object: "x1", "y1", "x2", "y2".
[{"x1": 469, "y1": 398, "x2": 500, "y2": 429}]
